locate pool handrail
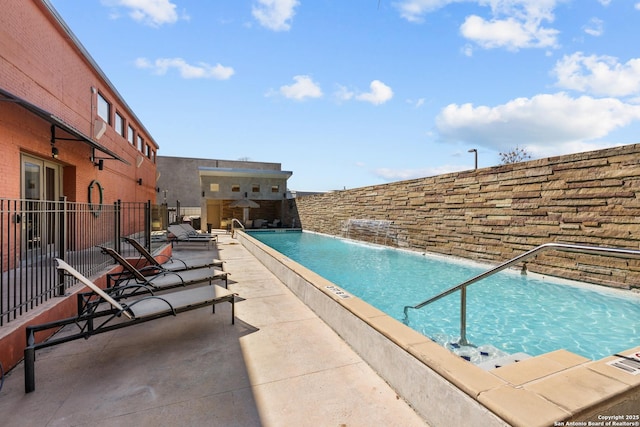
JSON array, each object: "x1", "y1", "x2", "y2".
[
  {"x1": 403, "y1": 242, "x2": 640, "y2": 346},
  {"x1": 230, "y1": 218, "x2": 244, "y2": 237}
]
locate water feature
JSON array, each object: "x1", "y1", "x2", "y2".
[
  {"x1": 341, "y1": 218, "x2": 395, "y2": 245},
  {"x1": 249, "y1": 230, "x2": 640, "y2": 362}
]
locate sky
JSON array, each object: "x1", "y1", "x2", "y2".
[{"x1": 48, "y1": 0, "x2": 640, "y2": 192}]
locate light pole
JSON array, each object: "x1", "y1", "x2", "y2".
[{"x1": 468, "y1": 149, "x2": 477, "y2": 170}]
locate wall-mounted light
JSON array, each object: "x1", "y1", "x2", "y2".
[
  {"x1": 51, "y1": 145, "x2": 59, "y2": 159},
  {"x1": 94, "y1": 159, "x2": 104, "y2": 170},
  {"x1": 137, "y1": 178, "x2": 142, "y2": 186}
]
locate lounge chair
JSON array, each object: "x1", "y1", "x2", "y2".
[
  {"x1": 121, "y1": 236, "x2": 224, "y2": 272},
  {"x1": 180, "y1": 223, "x2": 217, "y2": 237},
  {"x1": 24, "y1": 258, "x2": 236, "y2": 392},
  {"x1": 167, "y1": 225, "x2": 217, "y2": 248},
  {"x1": 99, "y1": 246, "x2": 229, "y2": 290}
]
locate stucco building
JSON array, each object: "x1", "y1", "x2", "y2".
[{"x1": 156, "y1": 156, "x2": 293, "y2": 230}]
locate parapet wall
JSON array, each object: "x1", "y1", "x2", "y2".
[{"x1": 294, "y1": 144, "x2": 640, "y2": 290}]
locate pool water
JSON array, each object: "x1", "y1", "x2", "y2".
[{"x1": 250, "y1": 231, "x2": 640, "y2": 361}]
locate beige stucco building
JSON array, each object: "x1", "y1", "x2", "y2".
[{"x1": 156, "y1": 156, "x2": 293, "y2": 230}]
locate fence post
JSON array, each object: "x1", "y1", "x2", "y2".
[
  {"x1": 114, "y1": 200, "x2": 121, "y2": 254},
  {"x1": 145, "y1": 200, "x2": 151, "y2": 251},
  {"x1": 56, "y1": 196, "x2": 67, "y2": 296}
]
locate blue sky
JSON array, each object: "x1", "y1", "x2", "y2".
[{"x1": 49, "y1": 0, "x2": 640, "y2": 192}]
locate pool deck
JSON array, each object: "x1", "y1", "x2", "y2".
[{"x1": 0, "y1": 233, "x2": 428, "y2": 426}]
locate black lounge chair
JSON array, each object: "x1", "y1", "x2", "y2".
[
  {"x1": 99, "y1": 246, "x2": 229, "y2": 290},
  {"x1": 121, "y1": 236, "x2": 224, "y2": 272},
  {"x1": 24, "y1": 259, "x2": 237, "y2": 393}
]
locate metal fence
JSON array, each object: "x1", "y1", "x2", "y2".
[{"x1": 0, "y1": 198, "x2": 168, "y2": 326}]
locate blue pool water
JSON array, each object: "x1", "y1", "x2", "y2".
[{"x1": 250, "y1": 230, "x2": 640, "y2": 361}]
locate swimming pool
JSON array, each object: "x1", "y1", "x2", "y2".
[{"x1": 249, "y1": 230, "x2": 640, "y2": 361}]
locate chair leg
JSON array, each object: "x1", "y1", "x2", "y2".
[{"x1": 24, "y1": 346, "x2": 35, "y2": 393}]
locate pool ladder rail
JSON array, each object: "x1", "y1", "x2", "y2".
[
  {"x1": 230, "y1": 218, "x2": 245, "y2": 237},
  {"x1": 403, "y1": 242, "x2": 640, "y2": 347}
]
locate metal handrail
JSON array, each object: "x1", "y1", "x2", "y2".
[
  {"x1": 230, "y1": 218, "x2": 245, "y2": 237},
  {"x1": 403, "y1": 242, "x2": 640, "y2": 346}
]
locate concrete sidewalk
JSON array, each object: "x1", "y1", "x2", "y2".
[{"x1": 0, "y1": 233, "x2": 428, "y2": 426}]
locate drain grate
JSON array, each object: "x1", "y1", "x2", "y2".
[{"x1": 607, "y1": 353, "x2": 640, "y2": 375}]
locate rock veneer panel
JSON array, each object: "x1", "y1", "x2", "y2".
[{"x1": 294, "y1": 144, "x2": 640, "y2": 290}]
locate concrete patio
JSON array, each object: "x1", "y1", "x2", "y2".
[{"x1": 0, "y1": 233, "x2": 428, "y2": 426}]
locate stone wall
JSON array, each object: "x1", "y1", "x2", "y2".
[{"x1": 293, "y1": 144, "x2": 640, "y2": 290}]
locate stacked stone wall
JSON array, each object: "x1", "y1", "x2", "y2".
[{"x1": 294, "y1": 144, "x2": 640, "y2": 289}]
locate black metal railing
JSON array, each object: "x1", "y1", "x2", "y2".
[{"x1": 0, "y1": 198, "x2": 168, "y2": 326}]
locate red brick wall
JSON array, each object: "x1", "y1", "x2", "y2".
[
  {"x1": 0, "y1": 0, "x2": 164, "y2": 376},
  {"x1": 0, "y1": 0, "x2": 158, "y2": 205}
]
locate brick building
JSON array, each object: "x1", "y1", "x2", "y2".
[
  {"x1": 0, "y1": 0, "x2": 158, "y2": 208},
  {"x1": 0, "y1": 0, "x2": 160, "y2": 372}
]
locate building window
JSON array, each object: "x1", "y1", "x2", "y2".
[
  {"x1": 231, "y1": 185, "x2": 240, "y2": 192},
  {"x1": 252, "y1": 184, "x2": 260, "y2": 192},
  {"x1": 271, "y1": 185, "x2": 280, "y2": 193},
  {"x1": 115, "y1": 112, "x2": 124, "y2": 136},
  {"x1": 145, "y1": 144, "x2": 151, "y2": 158},
  {"x1": 128, "y1": 125, "x2": 135, "y2": 144},
  {"x1": 137, "y1": 135, "x2": 143, "y2": 152},
  {"x1": 97, "y1": 93, "x2": 111, "y2": 124},
  {"x1": 210, "y1": 183, "x2": 219, "y2": 192}
]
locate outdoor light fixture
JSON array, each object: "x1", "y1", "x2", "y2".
[
  {"x1": 468, "y1": 148, "x2": 478, "y2": 170},
  {"x1": 137, "y1": 178, "x2": 142, "y2": 186},
  {"x1": 94, "y1": 159, "x2": 104, "y2": 170},
  {"x1": 51, "y1": 145, "x2": 59, "y2": 159}
]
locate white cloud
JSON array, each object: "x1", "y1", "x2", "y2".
[
  {"x1": 252, "y1": 0, "x2": 299, "y2": 31},
  {"x1": 279, "y1": 75, "x2": 323, "y2": 100},
  {"x1": 553, "y1": 52, "x2": 640, "y2": 97},
  {"x1": 334, "y1": 85, "x2": 355, "y2": 102},
  {"x1": 583, "y1": 17, "x2": 604, "y2": 37},
  {"x1": 356, "y1": 80, "x2": 394, "y2": 105},
  {"x1": 396, "y1": 0, "x2": 560, "y2": 50},
  {"x1": 101, "y1": 0, "x2": 180, "y2": 26},
  {"x1": 435, "y1": 92, "x2": 640, "y2": 155},
  {"x1": 135, "y1": 57, "x2": 234, "y2": 79},
  {"x1": 636, "y1": 2, "x2": 640, "y2": 11},
  {"x1": 395, "y1": 0, "x2": 463, "y2": 23}
]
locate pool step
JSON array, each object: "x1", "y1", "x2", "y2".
[
  {"x1": 476, "y1": 352, "x2": 532, "y2": 371},
  {"x1": 444, "y1": 341, "x2": 532, "y2": 369}
]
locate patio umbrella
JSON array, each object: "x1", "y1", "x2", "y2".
[{"x1": 229, "y1": 198, "x2": 260, "y2": 224}]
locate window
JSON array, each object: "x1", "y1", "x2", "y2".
[
  {"x1": 231, "y1": 185, "x2": 240, "y2": 192},
  {"x1": 252, "y1": 184, "x2": 260, "y2": 192},
  {"x1": 115, "y1": 112, "x2": 124, "y2": 136},
  {"x1": 210, "y1": 183, "x2": 219, "y2": 192},
  {"x1": 145, "y1": 144, "x2": 151, "y2": 158},
  {"x1": 137, "y1": 135, "x2": 143, "y2": 152},
  {"x1": 271, "y1": 185, "x2": 280, "y2": 193},
  {"x1": 128, "y1": 125, "x2": 135, "y2": 144},
  {"x1": 97, "y1": 93, "x2": 111, "y2": 124}
]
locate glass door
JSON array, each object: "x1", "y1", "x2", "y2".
[{"x1": 21, "y1": 155, "x2": 61, "y2": 250}]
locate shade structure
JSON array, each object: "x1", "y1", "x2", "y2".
[
  {"x1": 229, "y1": 199, "x2": 260, "y2": 209},
  {"x1": 229, "y1": 198, "x2": 260, "y2": 224}
]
